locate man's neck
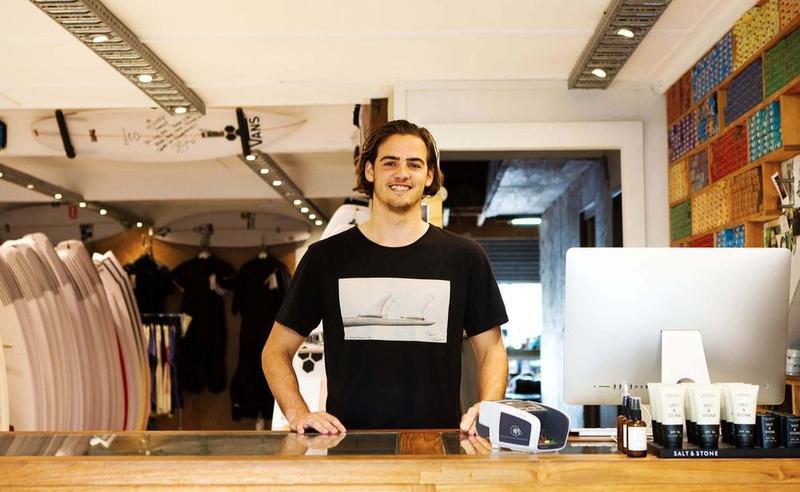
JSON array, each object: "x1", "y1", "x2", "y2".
[{"x1": 359, "y1": 201, "x2": 429, "y2": 247}]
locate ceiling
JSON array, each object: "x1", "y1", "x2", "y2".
[{"x1": 0, "y1": 0, "x2": 757, "y2": 228}]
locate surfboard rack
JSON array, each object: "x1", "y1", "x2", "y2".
[
  {"x1": 54, "y1": 110, "x2": 76, "y2": 159},
  {"x1": 235, "y1": 107, "x2": 252, "y2": 158}
]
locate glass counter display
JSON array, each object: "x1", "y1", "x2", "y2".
[{"x1": 0, "y1": 431, "x2": 796, "y2": 489}]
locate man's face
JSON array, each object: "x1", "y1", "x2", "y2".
[{"x1": 366, "y1": 134, "x2": 434, "y2": 213}]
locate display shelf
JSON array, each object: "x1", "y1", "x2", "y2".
[
  {"x1": 667, "y1": 9, "x2": 800, "y2": 128},
  {"x1": 669, "y1": 210, "x2": 781, "y2": 247}
]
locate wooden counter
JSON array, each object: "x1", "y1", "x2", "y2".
[{"x1": 1, "y1": 430, "x2": 799, "y2": 490}]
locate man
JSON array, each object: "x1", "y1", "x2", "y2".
[{"x1": 262, "y1": 119, "x2": 508, "y2": 434}]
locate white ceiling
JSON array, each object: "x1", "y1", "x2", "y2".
[{"x1": 0, "y1": 0, "x2": 756, "y2": 226}]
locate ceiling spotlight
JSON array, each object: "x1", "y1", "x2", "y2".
[
  {"x1": 0, "y1": 171, "x2": 4, "y2": 178},
  {"x1": 309, "y1": 214, "x2": 316, "y2": 220},
  {"x1": 272, "y1": 180, "x2": 282, "y2": 187},
  {"x1": 616, "y1": 28, "x2": 635, "y2": 39},
  {"x1": 99, "y1": 208, "x2": 108, "y2": 216},
  {"x1": 245, "y1": 154, "x2": 257, "y2": 161},
  {"x1": 174, "y1": 106, "x2": 188, "y2": 114},
  {"x1": 591, "y1": 68, "x2": 607, "y2": 78},
  {"x1": 259, "y1": 168, "x2": 270, "y2": 175},
  {"x1": 315, "y1": 220, "x2": 323, "y2": 226},
  {"x1": 300, "y1": 207, "x2": 309, "y2": 214},
  {"x1": 91, "y1": 34, "x2": 109, "y2": 43},
  {"x1": 79, "y1": 201, "x2": 87, "y2": 208},
  {"x1": 136, "y1": 221, "x2": 143, "y2": 228},
  {"x1": 293, "y1": 199, "x2": 302, "y2": 206},
  {"x1": 137, "y1": 74, "x2": 154, "y2": 83},
  {"x1": 26, "y1": 184, "x2": 35, "y2": 190},
  {"x1": 54, "y1": 193, "x2": 63, "y2": 200}
]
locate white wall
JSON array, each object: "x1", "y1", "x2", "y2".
[{"x1": 393, "y1": 80, "x2": 668, "y2": 246}]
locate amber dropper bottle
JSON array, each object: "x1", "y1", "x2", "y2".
[
  {"x1": 617, "y1": 394, "x2": 630, "y2": 452},
  {"x1": 627, "y1": 397, "x2": 648, "y2": 458}
]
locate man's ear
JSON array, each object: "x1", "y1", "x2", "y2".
[
  {"x1": 425, "y1": 167, "x2": 434, "y2": 187},
  {"x1": 365, "y1": 161, "x2": 375, "y2": 183}
]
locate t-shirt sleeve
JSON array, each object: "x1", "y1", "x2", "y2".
[
  {"x1": 275, "y1": 245, "x2": 324, "y2": 337},
  {"x1": 464, "y1": 243, "x2": 508, "y2": 337}
]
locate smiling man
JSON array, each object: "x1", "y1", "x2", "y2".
[{"x1": 262, "y1": 120, "x2": 508, "y2": 434}]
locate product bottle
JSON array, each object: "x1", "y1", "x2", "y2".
[
  {"x1": 617, "y1": 394, "x2": 630, "y2": 452},
  {"x1": 622, "y1": 396, "x2": 632, "y2": 452},
  {"x1": 627, "y1": 397, "x2": 648, "y2": 458}
]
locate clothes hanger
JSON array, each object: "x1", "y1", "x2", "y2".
[
  {"x1": 198, "y1": 224, "x2": 213, "y2": 259},
  {"x1": 258, "y1": 234, "x2": 268, "y2": 259}
]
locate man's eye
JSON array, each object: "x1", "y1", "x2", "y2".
[
  {"x1": 383, "y1": 161, "x2": 397, "y2": 166},
  {"x1": 410, "y1": 162, "x2": 423, "y2": 169}
]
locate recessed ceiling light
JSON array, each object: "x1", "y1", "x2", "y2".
[
  {"x1": 79, "y1": 201, "x2": 87, "y2": 208},
  {"x1": 91, "y1": 34, "x2": 109, "y2": 43},
  {"x1": 26, "y1": 184, "x2": 34, "y2": 190},
  {"x1": 309, "y1": 214, "x2": 316, "y2": 220},
  {"x1": 99, "y1": 208, "x2": 108, "y2": 216},
  {"x1": 137, "y1": 74, "x2": 154, "y2": 83},
  {"x1": 315, "y1": 220, "x2": 323, "y2": 226},
  {"x1": 174, "y1": 106, "x2": 188, "y2": 114},
  {"x1": 591, "y1": 68, "x2": 607, "y2": 78},
  {"x1": 245, "y1": 154, "x2": 257, "y2": 161},
  {"x1": 136, "y1": 221, "x2": 143, "y2": 228},
  {"x1": 300, "y1": 207, "x2": 309, "y2": 214},
  {"x1": 0, "y1": 171, "x2": 4, "y2": 178},
  {"x1": 272, "y1": 180, "x2": 282, "y2": 187},
  {"x1": 54, "y1": 193, "x2": 63, "y2": 200},
  {"x1": 259, "y1": 168, "x2": 270, "y2": 175},
  {"x1": 616, "y1": 28, "x2": 635, "y2": 39},
  {"x1": 293, "y1": 199, "x2": 302, "y2": 206}
]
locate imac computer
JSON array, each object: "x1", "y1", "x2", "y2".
[{"x1": 564, "y1": 247, "x2": 790, "y2": 405}]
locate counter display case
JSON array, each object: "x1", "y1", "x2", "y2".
[{"x1": 1, "y1": 431, "x2": 799, "y2": 490}]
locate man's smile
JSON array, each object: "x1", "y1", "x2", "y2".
[{"x1": 389, "y1": 184, "x2": 412, "y2": 192}]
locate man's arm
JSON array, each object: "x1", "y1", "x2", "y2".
[
  {"x1": 262, "y1": 322, "x2": 346, "y2": 434},
  {"x1": 459, "y1": 326, "x2": 508, "y2": 434}
]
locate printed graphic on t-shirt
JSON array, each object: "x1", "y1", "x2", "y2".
[{"x1": 338, "y1": 277, "x2": 450, "y2": 343}]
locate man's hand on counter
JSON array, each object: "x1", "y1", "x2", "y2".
[
  {"x1": 288, "y1": 410, "x2": 347, "y2": 435},
  {"x1": 459, "y1": 402, "x2": 481, "y2": 436},
  {"x1": 277, "y1": 432, "x2": 347, "y2": 455},
  {"x1": 459, "y1": 434, "x2": 492, "y2": 455}
]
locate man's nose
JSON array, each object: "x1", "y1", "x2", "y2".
[{"x1": 393, "y1": 162, "x2": 412, "y2": 178}]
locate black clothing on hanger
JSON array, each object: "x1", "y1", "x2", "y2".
[
  {"x1": 124, "y1": 255, "x2": 172, "y2": 314},
  {"x1": 171, "y1": 255, "x2": 236, "y2": 394},
  {"x1": 230, "y1": 255, "x2": 290, "y2": 420}
]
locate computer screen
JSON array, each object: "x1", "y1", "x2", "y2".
[{"x1": 564, "y1": 247, "x2": 789, "y2": 405}]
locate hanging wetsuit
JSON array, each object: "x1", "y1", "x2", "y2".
[
  {"x1": 229, "y1": 255, "x2": 290, "y2": 420},
  {"x1": 171, "y1": 255, "x2": 236, "y2": 393},
  {"x1": 124, "y1": 255, "x2": 172, "y2": 314}
]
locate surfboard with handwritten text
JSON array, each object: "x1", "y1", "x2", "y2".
[{"x1": 31, "y1": 109, "x2": 304, "y2": 162}]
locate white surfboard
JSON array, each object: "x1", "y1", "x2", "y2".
[{"x1": 31, "y1": 109, "x2": 304, "y2": 162}]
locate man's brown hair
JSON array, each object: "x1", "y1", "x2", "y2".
[{"x1": 353, "y1": 119, "x2": 443, "y2": 198}]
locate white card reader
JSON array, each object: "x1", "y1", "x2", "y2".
[{"x1": 477, "y1": 400, "x2": 570, "y2": 452}]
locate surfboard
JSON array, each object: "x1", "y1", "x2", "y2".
[
  {"x1": 159, "y1": 211, "x2": 310, "y2": 247},
  {"x1": 31, "y1": 109, "x2": 305, "y2": 162}
]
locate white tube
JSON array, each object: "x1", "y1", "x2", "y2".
[
  {"x1": 731, "y1": 383, "x2": 759, "y2": 448},
  {"x1": 647, "y1": 383, "x2": 661, "y2": 444},
  {"x1": 657, "y1": 384, "x2": 685, "y2": 449},
  {"x1": 683, "y1": 383, "x2": 696, "y2": 444},
  {"x1": 719, "y1": 383, "x2": 738, "y2": 443},
  {"x1": 691, "y1": 384, "x2": 721, "y2": 449}
]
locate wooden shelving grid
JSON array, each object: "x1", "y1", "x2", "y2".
[{"x1": 668, "y1": 0, "x2": 800, "y2": 247}]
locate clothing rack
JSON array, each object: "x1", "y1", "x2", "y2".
[{"x1": 141, "y1": 313, "x2": 183, "y2": 427}]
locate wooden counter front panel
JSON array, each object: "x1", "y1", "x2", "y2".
[{"x1": 2, "y1": 455, "x2": 800, "y2": 490}]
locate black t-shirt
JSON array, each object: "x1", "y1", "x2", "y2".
[
  {"x1": 124, "y1": 255, "x2": 172, "y2": 314},
  {"x1": 276, "y1": 225, "x2": 508, "y2": 429}
]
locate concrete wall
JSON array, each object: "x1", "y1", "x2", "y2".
[{"x1": 540, "y1": 163, "x2": 611, "y2": 426}]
